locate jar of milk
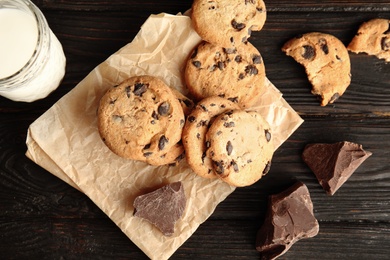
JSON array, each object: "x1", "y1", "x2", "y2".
[{"x1": 0, "y1": 0, "x2": 66, "y2": 102}]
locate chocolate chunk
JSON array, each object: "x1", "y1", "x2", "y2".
[
  {"x1": 302, "y1": 141, "x2": 372, "y2": 195},
  {"x1": 133, "y1": 83, "x2": 148, "y2": 96},
  {"x1": 265, "y1": 129, "x2": 271, "y2": 142},
  {"x1": 133, "y1": 181, "x2": 186, "y2": 236},
  {"x1": 256, "y1": 182, "x2": 319, "y2": 259},
  {"x1": 158, "y1": 102, "x2": 170, "y2": 116},
  {"x1": 192, "y1": 60, "x2": 201, "y2": 68},
  {"x1": 231, "y1": 19, "x2": 246, "y2": 31},
  {"x1": 302, "y1": 45, "x2": 315, "y2": 60},
  {"x1": 158, "y1": 135, "x2": 169, "y2": 150},
  {"x1": 217, "y1": 61, "x2": 225, "y2": 70},
  {"x1": 226, "y1": 141, "x2": 233, "y2": 155},
  {"x1": 245, "y1": 65, "x2": 258, "y2": 75}
]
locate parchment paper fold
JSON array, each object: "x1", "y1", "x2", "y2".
[{"x1": 26, "y1": 13, "x2": 303, "y2": 260}]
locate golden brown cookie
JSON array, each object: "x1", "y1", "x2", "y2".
[
  {"x1": 348, "y1": 18, "x2": 390, "y2": 62},
  {"x1": 205, "y1": 109, "x2": 273, "y2": 187},
  {"x1": 97, "y1": 75, "x2": 185, "y2": 164},
  {"x1": 184, "y1": 41, "x2": 266, "y2": 109},
  {"x1": 182, "y1": 96, "x2": 240, "y2": 179},
  {"x1": 282, "y1": 32, "x2": 351, "y2": 106},
  {"x1": 191, "y1": 0, "x2": 266, "y2": 49}
]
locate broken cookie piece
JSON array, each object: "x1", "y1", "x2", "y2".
[
  {"x1": 302, "y1": 141, "x2": 372, "y2": 195},
  {"x1": 133, "y1": 181, "x2": 186, "y2": 236},
  {"x1": 256, "y1": 181, "x2": 319, "y2": 259},
  {"x1": 282, "y1": 32, "x2": 351, "y2": 106},
  {"x1": 348, "y1": 18, "x2": 390, "y2": 62}
]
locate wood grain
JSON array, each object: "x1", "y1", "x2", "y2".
[{"x1": 1, "y1": 0, "x2": 389, "y2": 259}]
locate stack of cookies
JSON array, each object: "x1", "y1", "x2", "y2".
[
  {"x1": 181, "y1": 0, "x2": 273, "y2": 187},
  {"x1": 97, "y1": 0, "x2": 274, "y2": 187}
]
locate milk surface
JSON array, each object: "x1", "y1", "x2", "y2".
[{"x1": 0, "y1": 8, "x2": 38, "y2": 79}]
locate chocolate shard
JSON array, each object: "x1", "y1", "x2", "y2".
[
  {"x1": 133, "y1": 181, "x2": 186, "y2": 236},
  {"x1": 302, "y1": 141, "x2": 372, "y2": 195},
  {"x1": 256, "y1": 182, "x2": 319, "y2": 259}
]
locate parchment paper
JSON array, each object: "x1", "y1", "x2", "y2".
[{"x1": 25, "y1": 13, "x2": 303, "y2": 260}]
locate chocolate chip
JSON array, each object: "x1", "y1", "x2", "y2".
[
  {"x1": 199, "y1": 104, "x2": 208, "y2": 112},
  {"x1": 256, "y1": 7, "x2": 264, "y2": 12},
  {"x1": 224, "y1": 48, "x2": 236, "y2": 54},
  {"x1": 231, "y1": 160, "x2": 239, "y2": 172},
  {"x1": 252, "y1": 55, "x2": 262, "y2": 64},
  {"x1": 226, "y1": 141, "x2": 233, "y2": 155},
  {"x1": 182, "y1": 99, "x2": 193, "y2": 108},
  {"x1": 201, "y1": 152, "x2": 206, "y2": 163},
  {"x1": 143, "y1": 152, "x2": 153, "y2": 158},
  {"x1": 319, "y1": 38, "x2": 329, "y2": 55},
  {"x1": 109, "y1": 98, "x2": 117, "y2": 105},
  {"x1": 196, "y1": 133, "x2": 201, "y2": 139},
  {"x1": 217, "y1": 131, "x2": 222, "y2": 135},
  {"x1": 245, "y1": 0, "x2": 255, "y2": 4},
  {"x1": 245, "y1": 65, "x2": 258, "y2": 75},
  {"x1": 196, "y1": 120, "x2": 208, "y2": 127},
  {"x1": 224, "y1": 122, "x2": 235, "y2": 128},
  {"x1": 302, "y1": 45, "x2": 315, "y2": 60},
  {"x1": 381, "y1": 36, "x2": 390, "y2": 51},
  {"x1": 125, "y1": 86, "x2": 131, "y2": 98},
  {"x1": 213, "y1": 161, "x2": 225, "y2": 174},
  {"x1": 263, "y1": 161, "x2": 272, "y2": 176},
  {"x1": 231, "y1": 19, "x2": 246, "y2": 31},
  {"x1": 152, "y1": 111, "x2": 159, "y2": 120},
  {"x1": 265, "y1": 129, "x2": 271, "y2": 142},
  {"x1": 192, "y1": 60, "x2": 201, "y2": 68},
  {"x1": 188, "y1": 116, "x2": 196, "y2": 123},
  {"x1": 238, "y1": 73, "x2": 245, "y2": 80},
  {"x1": 133, "y1": 83, "x2": 148, "y2": 96},
  {"x1": 158, "y1": 135, "x2": 169, "y2": 150},
  {"x1": 235, "y1": 55, "x2": 242, "y2": 63},
  {"x1": 191, "y1": 47, "x2": 198, "y2": 59},
  {"x1": 336, "y1": 55, "x2": 341, "y2": 61},
  {"x1": 228, "y1": 97, "x2": 238, "y2": 103},
  {"x1": 330, "y1": 93, "x2": 340, "y2": 103},
  {"x1": 205, "y1": 141, "x2": 211, "y2": 148},
  {"x1": 217, "y1": 61, "x2": 225, "y2": 70},
  {"x1": 158, "y1": 102, "x2": 170, "y2": 116},
  {"x1": 144, "y1": 143, "x2": 151, "y2": 150}
]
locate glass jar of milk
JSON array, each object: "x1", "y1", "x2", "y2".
[{"x1": 0, "y1": 0, "x2": 66, "y2": 102}]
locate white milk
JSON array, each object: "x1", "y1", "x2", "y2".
[
  {"x1": 0, "y1": 8, "x2": 38, "y2": 79},
  {"x1": 0, "y1": 1, "x2": 66, "y2": 102}
]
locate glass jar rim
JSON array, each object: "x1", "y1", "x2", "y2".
[{"x1": 0, "y1": 0, "x2": 50, "y2": 88}]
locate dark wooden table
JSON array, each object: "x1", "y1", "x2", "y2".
[{"x1": 1, "y1": 0, "x2": 389, "y2": 259}]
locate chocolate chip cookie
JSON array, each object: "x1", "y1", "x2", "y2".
[
  {"x1": 97, "y1": 75, "x2": 185, "y2": 164},
  {"x1": 348, "y1": 18, "x2": 390, "y2": 62},
  {"x1": 184, "y1": 41, "x2": 266, "y2": 109},
  {"x1": 191, "y1": 0, "x2": 267, "y2": 49},
  {"x1": 205, "y1": 109, "x2": 273, "y2": 187},
  {"x1": 282, "y1": 32, "x2": 351, "y2": 106},
  {"x1": 182, "y1": 96, "x2": 240, "y2": 179}
]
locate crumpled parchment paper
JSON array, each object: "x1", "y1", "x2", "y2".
[{"x1": 25, "y1": 13, "x2": 303, "y2": 260}]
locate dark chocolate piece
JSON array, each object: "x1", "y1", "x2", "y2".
[
  {"x1": 302, "y1": 141, "x2": 372, "y2": 195},
  {"x1": 302, "y1": 45, "x2": 315, "y2": 60},
  {"x1": 256, "y1": 182, "x2": 319, "y2": 259},
  {"x1": 133, "y1": 181, "x2": 186, "y2": 236}
]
